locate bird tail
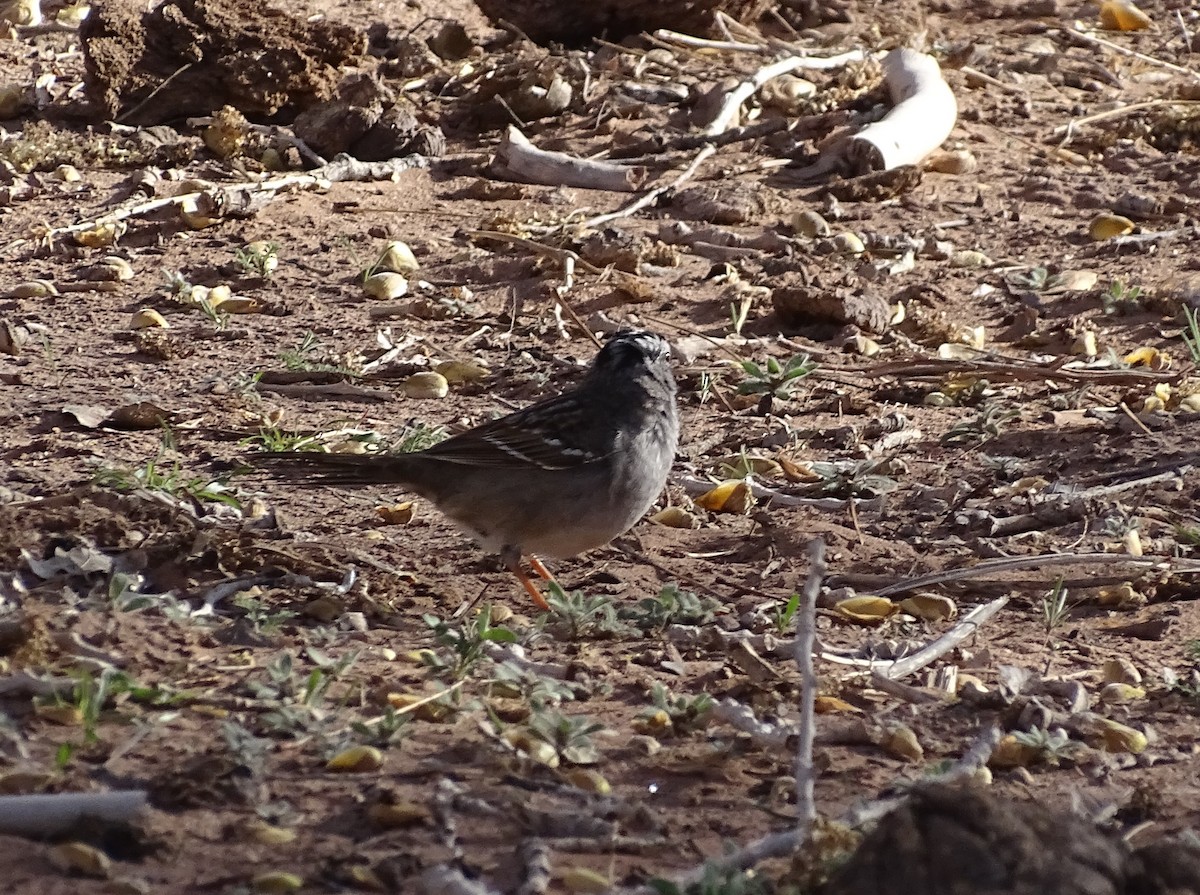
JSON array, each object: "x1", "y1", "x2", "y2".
[{"x1": 248, "y1": 451, "x2": 417, "y2": 487}]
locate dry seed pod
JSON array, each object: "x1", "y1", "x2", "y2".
[
  {"x1": 403, "y1": 371, "x2": 449, "y2": 399},
  {"x1": 792, "y1": 208, "x2": 830, "y2": 237},
  {"x1": 362, "y1": 272, "x2": 409, "y2": 300},
  {"x1": 376, "y1": 241, "x2": 419, "y2": 274},
  {"x1": 834, "y1": 595, "x2": 897, "y2": 625},
  {"x1": 899, "y1": 593, "x2": 957, "y2": 621},
  {"x1": 565, "y1": 769, "x2": 611, "y2": 795},
  {"x1": 881, "y1": 723, "x2": 924, "y2": 762},
  {"x1": 504, "y1": 728, "x2": 559, "y2": 767},
  {"x1": 1089, "y1": 213, "x2": 1135, "y2": 240},
  {"x1": 1100, "y1": 682, "x2": 1145, "y2": 703},
  {"x1": 926, "y1": 149, "x2": 977, "y2": 175},
  {"x1": 988, "y1": 734, "x2": 1040, "y2": 768},
  {"x1": 179, "y1": 196, "x2": 218, "y2": 230},
  {"x1": 367, "y1": 801, "x2": 427, "y2": 828},
  {"x1": 50, "y1": 842, "x2": 111, "y2": 878},
  {"x1": 130, "y1": 308, "x2": 169, "y2": 329},
  {"x1": 1099, "y1": 0, "x2": 1152, "y2": 29},
  {"x1": 1098, "y1": 718, "x2": 1147, "y2": 754},
  {"x1": 694, "y1": 479, "x2": 754, "y2": 514},
  {"x1": 950, "y1": 249, "x2": 993, "y2": 268},
  {"x1": 8, "y1": 279, "x2": 58, "y2": 298},
  {"x1": 216, "y1": 297, "x2": 264, "y2": 314},
  {"x1": 243, "y1": 820, "x2": 296, "y2": 846},
  {"x1": 75, "y1": 220, "x2": 125, "y2": 247},
  {"x1": 434, "y1": 359, "x2": 489, "y2": 383},
  {"x1": 206, "y1": 285, "x2": 233, "y2": 306},
  {"x1": 650, "y1": 506, "x2": 700, "y2": 529},
  {"x1": 251, "y1": 872, "x2": 303, "y2": 894},
  {"x1": 1072, "y1": 330, "x2": 1098, "y2": 357},
  {"x1": 560, "y1": 867, "x2": 611, "y2": 894},
  {"x1": 326, "y1": 745, "x2": 383, "y2": 772},
  {"x1": 831, "y1": 231, "x2": 865, "y2": 255},
  {"x1": 54, "y1": 164, "x2": 81, "y2": 182},
  {"x1": 86, "y1": 256, "x2": 134, "y2": 282},
  {"x1": 1102, "y1": 658, "x2": 1142, "y2": 684}
]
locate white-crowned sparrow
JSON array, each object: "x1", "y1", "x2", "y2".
[{"x1": 254, "y1": 330, "x2": 679, "y2": 608}]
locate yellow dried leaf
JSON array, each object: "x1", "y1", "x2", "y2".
[
  {"x1": 1124, "y1": 346, "x2": 1169, "y2": 369},
  {"x1": 375, "y1": 502, "x2": 414, "y2": 525},
  {"x1": 50, "y1": 842, "x2": 112, "y2": 878},
  {"x1": 1099, "y1": 0, "x2": 1152, "y2": 30},
  {"x1": 1098, "y1": 718, "x2": 1147, "y2": 754},
  {"x1": 694, "y1": 479, "x2": 754, "y2": 514},
  {"x1": 130, "y1": 309, "x2": 169, "y2": 330},
  {"x1": 368, "y1": 801, "x2": 427, "y2": 828},
  {"x1": 1089, "y1": 213, "x2": 1135, "y2": 241},
  {"x1": 1096, "y1": 582, "x2": 1145, "y2": 607},
  {"x1": 899, "y1": 593, "x2": 957, "y2": 621},
  {"x1": 814, "y1": 696, "x2": 859, "y2": 713},
  {"x1": 326, "y1": 745, "x2": 383, "y2": 772},
  {"x1": 252, "y1": 872, "x2": 303, "y2": 893},
  {"x1": 881, "y1": 724, "x2": 924, "y2": 762},
  {"x1": 216, "y1": 297, "x2": 264, "y2": 314},
  {"x1": 650, "y1": 506, "x2": 699, "y2": 529},
  {"x1": 560, "y1": 867, "x2": 611, "y2": 894},
  {"x1": 833, "y1": 595, "x2": 897, "y2": 625},
  {"x1": 386, "y1": 692, "x2": 453, "y2": 722}
]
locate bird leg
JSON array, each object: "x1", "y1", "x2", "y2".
[
  {"x1": 528, "y1": 555, "x2": 555, "y2": 582},
  {"x1": 502, "y1": 554, "x2": 551, "y2": 611}
]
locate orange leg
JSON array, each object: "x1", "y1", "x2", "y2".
[
  {"x1": 506, "y1": 560, "x2": 551, "y2": 611},
  {"x1": 528, "y1": 555, "x2": 556, "y2": 582}
]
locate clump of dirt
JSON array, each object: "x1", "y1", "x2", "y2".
[
  {"x1": 80, "y1": 0, "x2": 365, "y2": 124},
  {"x1": 472, "y1": 0, "x2": 773, "y2": 45},
  {"x1": 822, "y1": 784, "x2": 1132, "y2": 895}
]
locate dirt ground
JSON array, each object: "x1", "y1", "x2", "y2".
[{"x1": 1, "y1": 0, "x2": 1200, "y2": 891}]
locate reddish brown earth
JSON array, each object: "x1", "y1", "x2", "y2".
[{"x1": 1, "y1": 0, "x2": 1200, "y2": 891}]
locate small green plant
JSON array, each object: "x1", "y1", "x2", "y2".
[
  {"x1": 1011, "y1": 726, "x2": 1084, "y2": 765},
  {"x1": 235, "y1": 241, "x2": 280, "y2": 280},
  {"x1": 623, "y1": 584, "x2": 718, "y2": 632},
  {"x1": 421, "y1": 609, "x2": 516, "y2": 680},
  {"x1": 1006, "y1": 265, "x2": 1054, "y2": 291},
  {"x1": 277, "y1": 331, "x2": 358, "y2": 376},
  {"x1": 648, "y1": 683, "x2": 713, "y2": 735},
  {"x1": 241, "y1": 427, "x2": 321, "y2": 453},
  {"x1": 195, "y1": 295, "x2": 230, "y2": 330},
  {"x1": 737, "y1": 353, "x2": 816, "y2": 401},
  {"x1": 95, "y1": 450, "x2": 241, "y2": 509},
  {"x1": 1101, "y1": 278, "x2": 1144, "y2": 315},
  {"x1": 525, "y1": 709, "x2": 605, "y2": 764},
  {"x1": 392, "y1": 422, "x2": 448, "y2": 454},
  {"x1": 248, "y1": 649, "x2": 358, "y2": 736},
  {"x1": 1182, "y1": 306, "x2": 1200, "y2": 364},
  {"x1": 648, "y1": 865, "x2": 772, "y2": 895},
  {"x1": 771, "y1": 593, "x2": 801, "y2": 634},
  {"x1": 1041, "y1": 575, "x2": 1071, "y2": 633},
  {"x1": 488, "y1": 660, "x2": 580, "y2": 709},
  {"x1": 348, "y1": 707, "x2": 411, "y2": 747},
  {"x1": 1175, "y1": 525, "x2": 1200, "y2": 548},
  {"x1": 941, "y1": 403, "x2": 1019, "y2": 446},
  {"x1": 545, "y1": 583, "x2": 623, "y2": 639},
  {"x1": 233, "y1": 593, "x2": 298, "y2": 634}
]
